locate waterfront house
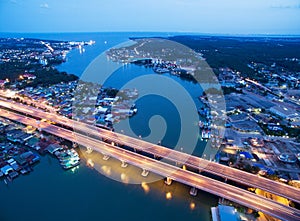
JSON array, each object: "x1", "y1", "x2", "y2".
[{"x1": 0, "y1": 165, "x2": 14, "y2": 175}]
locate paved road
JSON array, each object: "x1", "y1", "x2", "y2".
[{"x1": 1, "y1": 109, "x2": 300, "y2": 221}]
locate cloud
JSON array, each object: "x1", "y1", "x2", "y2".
[
  {"x1": 9, "y1": 0, "x2": 18, "y2": 4},
  {"x1": 40, "y1": 3, "x2": 49, "y2": 9}
]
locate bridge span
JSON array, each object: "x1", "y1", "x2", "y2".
[
  {"x1": 1, "y1": 109, "x2": 300, "y2": 221},
  {"x1": 0, "y1": 98, "x2": 300, "y2": 205}
]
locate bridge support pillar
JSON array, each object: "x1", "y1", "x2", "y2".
[
  {"x1": 103, "y1": 155, "x2": 110, "y2": 161},
  {"x1": 220, "y1": 198, "x2": 224, "y2": 204},
  {"x1": 86, "y1": 147, "x2": 93, "y2": 154},
  {"x1": 72, "y1": 142, "x2": 78, "y2": 148},
  {"x1": 164, "y1": 177, "x2": 172, "y2": 185},
  {"x1": 121, "y1": 160, "x2": 128, "y2": 168},
  {"x1": 189, "y1": 187, "x2": 198, "y2": 196},
  {"x1": 141, "y1": 169, "x2": 149, "y2": 177}
]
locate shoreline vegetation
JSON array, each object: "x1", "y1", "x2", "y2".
[
  {"x1": 108, "y1": 35, "x2": 300, "y2": 86},
  {"x1": 167, "y1": 35, "x2": 300, "y2": 82}
]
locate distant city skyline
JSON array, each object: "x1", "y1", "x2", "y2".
[{"x1": 1, "y1": 0, "x2": 300, "y2": 35}]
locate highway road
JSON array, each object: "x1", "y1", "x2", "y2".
[
  {"x1": 1, "y1": 108, "x2": 300, "y2": 221},
  {"x1": 0, "y1": 98, "x2": 299, "y2": 205}
]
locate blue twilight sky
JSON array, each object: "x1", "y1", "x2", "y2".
[{"x1": 0, "y1": 0, "x2": 299, "y2": 34}]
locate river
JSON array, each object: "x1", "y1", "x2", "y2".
[{"x1": 0, "y1": 32, "x2": 218, "y2": 221}]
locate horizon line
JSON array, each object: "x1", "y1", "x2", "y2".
[{"x1": 1, "y1": 31, "x2": 300, "y2": 38}]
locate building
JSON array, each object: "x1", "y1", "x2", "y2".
[
  {"x1": 278, "y1": 153, "x2": 297, "y2": 164},
  {"x1": 23, "y1": 74, "x2": 36, "y2": 80},
  {"x1": 231, "y1": 120, "x2": 262, "y2": 133},
  {"x1": 211, "y1": 205, "x2": 239, "y2": 221},
  {"x1": 269, "y1": 105, "x2": 299, "y2": 120}
]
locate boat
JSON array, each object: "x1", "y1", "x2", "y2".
[
  {"x1": 62, "y1": 160, "x2": 80, "y2": 170},
  {"x1": 198, "y1": 121, "x2": 204, "y2": 128},
  {"x1": 20, "y1": 168, "x2": 30, "y2": 175},
  {"x1": 201, "y1": 129, "x2": 211, "y2": 139},
  {"x1": 59, "y1": 154, "x2": 80, "y2": 162},
  {"x1": 57, "y1": 149, "x2": 80, "y2": 162},
  {"x1": 54, "y1": 148, "x2": 81, "y2": 169},
  {"x1": 154, "y1": 67, "x2": 170, "y2": 73}
]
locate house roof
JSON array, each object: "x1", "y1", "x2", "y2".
[{"x1": 218, "y1": 205, "x2": 239, "y2": 221}]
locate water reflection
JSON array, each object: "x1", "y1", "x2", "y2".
[
  {"x1": 120, "y1": 173, "x2": 129, "y2": 184},
  {"x1": 78, "y1": 146, "x2": 218, "y2": 218},
  {"x1": 190, "y1": 202, "x2": 196, "y2": 210},
  {"x1": 101, "y1": 165, "x2": 112, "y2": 176},
  {"x1": 141, "y1": 182, "x2": 150, "y2": 194},
  {"x1": 86, "y1": 158, "x2": 94, "y2": 168},
  {"x1": 166, "y1": 192, "x2": 172, "y2": 200}
]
